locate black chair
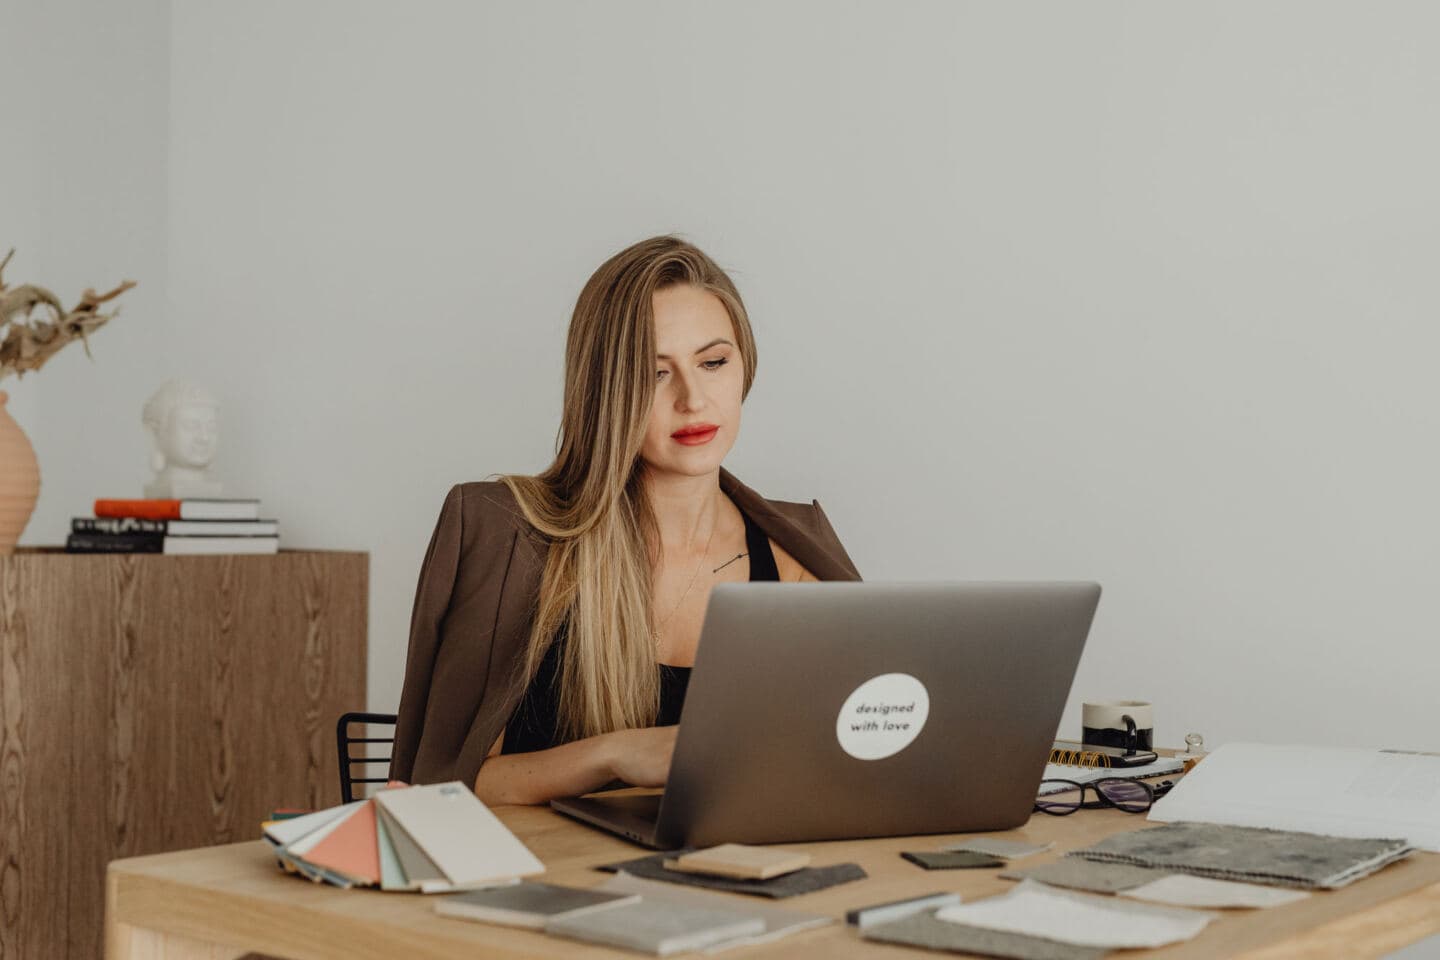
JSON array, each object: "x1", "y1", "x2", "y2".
[{"x1": 336, "y1": 711, "x2": 398, "y2": 803}]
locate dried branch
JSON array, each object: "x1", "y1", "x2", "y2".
[{"x1": 0, "y1": 247, "x2": 135, "y2": 381}]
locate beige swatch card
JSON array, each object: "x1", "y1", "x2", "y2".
[
  {"x1": 665, "y1": 844, "x2": 811, "y2": 880},
  {"x1": 374, "y1": 782, "x2": 544, "y2": 889}
]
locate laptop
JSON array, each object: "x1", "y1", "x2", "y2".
[{"x1": 550, "y1": 580, "x2": 1100, "y2": 848}]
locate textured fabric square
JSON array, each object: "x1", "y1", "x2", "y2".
[
  {"x1": 1071, "y1": 821, "x2": 1413, "y2": 889},
  {"x1": 596, "y1": 851, "x2": 867, "y2": 899},
  {"x1": 943, "y1": 837, "x2": 1054, "y2": 860},
  {"x1": 862, "y1": 908, "x2": 1110, "y2": 960},
  {"x1": 902, "y1": 850, "x2": 1006, "y2": 870},
  {"x1": 1000, "y1": 858, "x2": 1171, "y2": 893}
]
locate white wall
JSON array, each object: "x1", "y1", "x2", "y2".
[
  {"x1": 15, "y1": 1, "x2": 1440, "y2": 753},
  {"x1": 2, "y1": 0, "x2": 172, "y2": 532}
]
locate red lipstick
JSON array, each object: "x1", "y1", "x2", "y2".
[{"x1": 671, "y1": 423, "x2": 719, "y2": 445}]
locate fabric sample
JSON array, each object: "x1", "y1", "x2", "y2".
[
  {"x1": 903, "y1": 850, "x2": 1006, "y2": 870},
  {"x1": 1000, "y1": 858, "x2": 1171, "y2": 893},
  {"x1": 942, "y1": 837, "x2": 1054, "y2": 860},
  {"x1": 597, "y1": 851, "x2": 866, "y2": 899},
  {"x1": 1071, "y1": 821, "x2": 1414, "y2": 889},
  {"x1": 935, "y1": 879, "x2": 1217, "y2": 949},
  {"x1": 862, "y1": 908, "x2": 1109, "y2": 960}
]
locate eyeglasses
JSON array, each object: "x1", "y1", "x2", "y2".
[{"x1": 1034, "y1": 778, "x2": 1176, "y2": 815}]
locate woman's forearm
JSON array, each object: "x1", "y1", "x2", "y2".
[{"x1": 473, "y1": 733, "x2": 617, "y2": 806}]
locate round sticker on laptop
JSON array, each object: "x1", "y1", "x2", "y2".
[{"x1": 835, "y1": 673, "x2": 930, "y2": 760}]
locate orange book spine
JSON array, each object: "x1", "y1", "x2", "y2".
[{"x1": 94, "y1": 499, "x2": 183, "y2": 520}]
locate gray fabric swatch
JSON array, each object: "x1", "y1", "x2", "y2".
[
  {"x1": 1070, "y1": 821, "x2": 1414, "y2": 889},
  {"x1": 903, "y1": 850, "x2": 1007, "y2": 870},
  {"x1": 943, "y1": 837, "x2": 1054, "y2": 860},
  {"x1": 597, "y1": 851, "x2": 867, "y2": 899},
  {"x1": 1000, "y1": 858, "x2": 1171, "y2": 893},
  {"x1": 862, "y1": 908, "x2": 1110, "y2": 960}
]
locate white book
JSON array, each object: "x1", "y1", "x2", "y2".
[
  {"x1": 167, "y1": 519, "x2": 279, "y2": 536},
  {"x1": 163, "y1": 535, "x2": 279, "y2": 555},
  {"x1": 176, "y1": 499, "x2": 261, "y2": 520},
  {"x1": 373, "y1": 782, "x2": 544, "y2": 889}
]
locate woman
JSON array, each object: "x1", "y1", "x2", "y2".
[{"x1": 389, "y1": 235, "x2": 862, "y2": 805}]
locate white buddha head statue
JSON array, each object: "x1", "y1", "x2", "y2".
[{"x1": 141, "y1": 379, "x2": 223, "y2": 497}]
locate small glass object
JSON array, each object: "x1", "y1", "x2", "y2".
[{"x1": 1184, "y1": 733, "x2": 1207, "y2": 756}]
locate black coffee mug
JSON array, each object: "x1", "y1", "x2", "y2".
[{"x1": 1081, "y1": 700, "x2": 1154, "y2": 755}]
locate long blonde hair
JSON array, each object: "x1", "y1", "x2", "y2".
[{"x1": 497, "y1": 235, "x2": 758, "y2": 741}]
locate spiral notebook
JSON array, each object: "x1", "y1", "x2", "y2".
[
  {"x1": 1040, "y1": 744, "x2": 1183, "y2": 796},
  {"x1": 1050, "y1": 741, "x2": 1163, "y2": 769}
]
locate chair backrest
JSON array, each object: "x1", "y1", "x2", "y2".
[{"x1": 336, "y1": 711, "x2": 398, "y2": 803}]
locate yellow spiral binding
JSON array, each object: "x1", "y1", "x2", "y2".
[{"x1": 1048, "y1": 747, "x2": 1111, "y2": 768}]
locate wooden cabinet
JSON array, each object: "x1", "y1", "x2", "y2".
[{"x1": 0, "y1": 548, "x2": 367, "y2": 959}]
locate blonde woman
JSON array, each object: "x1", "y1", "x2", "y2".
[{"x1": 389, "y1": 235, "x2": 862, "y2": 805}]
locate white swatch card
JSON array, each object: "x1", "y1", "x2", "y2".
[
  {"x1": 374, "y1": 782, "x2": 544, "y2": 887},
  {"x1": 1120, "y1": 875, "x2": 1311, "y2": 909},
  {"x1": 935, "y1": 879, "x2": 1217, "y2": 949}
]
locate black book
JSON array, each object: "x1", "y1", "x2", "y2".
[
  {"x1": 73, "y1": 517, "x2": 166, "y2": 534},
  {"x1": 66, "y1": 532, "x2": 163, "y2": 553},
  {"x1": 73, "y1": 517, "x2": 280, "y2": 537}
]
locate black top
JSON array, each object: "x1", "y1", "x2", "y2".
[{"x1": 501, "y1": 507, "x2": 780, "y2": 755}]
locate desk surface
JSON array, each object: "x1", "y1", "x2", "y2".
[{"x1": 106, "y1": 797, "x2": 1440, "y2": 960}]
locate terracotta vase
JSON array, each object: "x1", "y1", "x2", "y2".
[{"x1": 0, "y1": 390, "x2": 41, "y2": 555}]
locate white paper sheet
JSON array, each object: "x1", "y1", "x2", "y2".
[
  {"x1": 1120, "y1": 875, "x2": 1311, "y2": 909},
  {"x1": 1147, "y1": 743, "x2": 1440, "y2": 852},
  {"x1": 935, "y1": 879, "x2": 1216, "y2": 949}
]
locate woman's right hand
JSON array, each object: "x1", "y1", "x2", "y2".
[{"x1": 604, "y1": 726, "x2": 680, "y2": 788}]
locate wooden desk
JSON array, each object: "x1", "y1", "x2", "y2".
[{"x1": 106, "y1": 798, "x2": 1440, "y2": 960}]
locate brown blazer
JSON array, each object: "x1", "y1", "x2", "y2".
[{"x1": 389, "y1": 466, "x2": 863, "y2": 786}]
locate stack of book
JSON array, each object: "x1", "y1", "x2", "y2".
[
  {"x1": 261, "y1": 781, "x2": 545, "y2": 892},
  {"x1": 65, "y1": 497, "x2": 280, "y2": 555}
]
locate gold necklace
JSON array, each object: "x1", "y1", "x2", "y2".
[{"x1": 652, "y1": 498, "x2": 720, "y2": 644}]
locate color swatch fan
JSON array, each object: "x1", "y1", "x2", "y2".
[{"x1": 261, "y1": 782, "x2": 545, "y2": 892}]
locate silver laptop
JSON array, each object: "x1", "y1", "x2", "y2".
[{"x1": 551, "y1": 580, "x2": 1100, "y2": 848}]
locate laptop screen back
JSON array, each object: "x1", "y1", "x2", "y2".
[{"x1": 655, "y1": 581, "x2": 1100, "y2": 847}]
